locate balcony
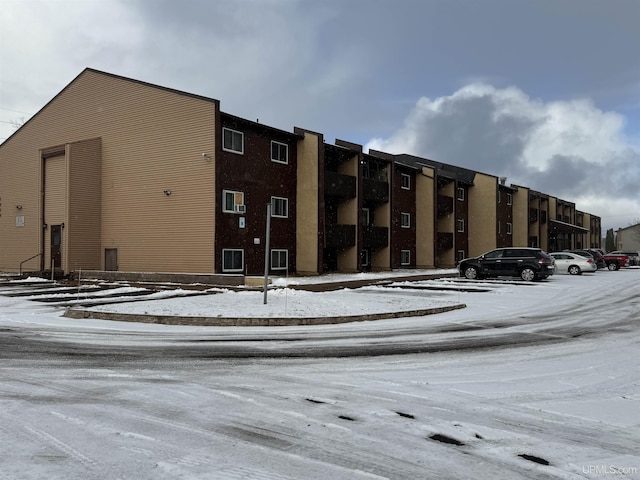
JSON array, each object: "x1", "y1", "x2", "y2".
[
  {"x1": 363, "y1": 226, "x2": 388, "y2": 249},
  {"x1": 324, "y1": 171, "x2": 356, "y2": 199},
  {"x1": 540, "y1": 211, "x2": 547, "y2": 224},
  {"x1": 437, "y1": 194, "x2": 454, "y2": 217},
  {"x1": 362, "y1": 178, "x2": 389, "y2": 203},
  {"x1": 437, "y1": 232, "x2": 454, "y2": 251},
  {"x1": 326, "y1": 224, "x2": 356, "y2": 248},
  {"x1": 529, "y1": 209, "x2": 538, "y2": 223}
]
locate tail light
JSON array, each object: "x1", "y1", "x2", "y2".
[{"x1": 587, "y1": 259, "x2": 593, "y2": 263}]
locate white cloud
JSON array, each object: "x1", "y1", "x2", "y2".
[{"x1": 366, "y1": 84, "x2": 640, "y2": 232}]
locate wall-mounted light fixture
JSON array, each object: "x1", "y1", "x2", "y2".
[
  {"x1": 43, "y1": 223, "x2": 48, "y2": 229},
  {"x1": 163, "y1": 189, "x2": 172, "y2": 196},
  {"x1": 202, "y1": 153, "x2": 212, "y2": 161},
  {"x1": 16, "y1": 204, "x2": 22, "y2": 210}
]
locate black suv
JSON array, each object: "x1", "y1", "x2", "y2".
[{"x1": 459, "y1": 247, "x2": 555, "y2": 281}]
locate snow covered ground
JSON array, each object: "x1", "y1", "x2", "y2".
[{"x1": 0, "y1": 268, "x2": 639, "y2": 479}]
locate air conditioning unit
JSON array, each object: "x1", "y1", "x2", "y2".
[{"x1": 235, "y1": 204, "x2": 246, "y2": 213}]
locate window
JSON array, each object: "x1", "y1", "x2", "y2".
[
  {"x1": 222, "y1": 249, "x2": 244, "y2": 272},
  {"x1": 271, "y1": 196, "x2": 289, "y2": 218},
  {"x1": 362, "y1": 207, "x2": 371, "y2": 226},
  {"x1": 507, "y1": 222, "x2": 512, "y2": 235},
  {"x1": 457, "y1": 218, "x2": 465, "y2": 232},
  {"x1": 401, "y1": 173, "x2": 411, "y2": 190},
  {"x1": 401, "y1": 250, "x2": 411, "y2": 265},
  {"x1": 271, "y1": 249, "x2": 288, "y2": 270},
  {"x1": 498, "y1": 222, "x2": 501, "y2": 234},
  {"x1": 223, "y1": 190, "x2": 245, "y2": 213},
  {"x1": 223, "y1": 128, "x2": 244, "y2": 154},
  {"x1": 507, "y1": 193, "x2": 512, "y2": 205},
  {"x1": 457, "y1": 250, "x2": 466, "y2": 262},
  {"x1": 271, "y1": 141, "x2": 288, "y2": 164},
  {"x1": 361, "y1": 249, "x2": 370, "y2": 267},
  {"x1": 497, "y1": 191, "x2": 501, "y2": 204},
  {"x1": 401, "y1": 212, "x2": 410, "y2": 228},
  {"x1": 457, "y1": 187, "x2": 464, "y2": 201}
]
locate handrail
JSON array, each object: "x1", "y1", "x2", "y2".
[{"x1": 19, "y1": 253, "x2": 42, "y2": 276}]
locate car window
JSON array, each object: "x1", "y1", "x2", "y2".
[{"x1": 484, "y1": 250, "x2": 503, "y2": 259}]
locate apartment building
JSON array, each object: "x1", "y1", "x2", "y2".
[{"x1": 0, "y1": 68, "x2": 601, "y2": 278}]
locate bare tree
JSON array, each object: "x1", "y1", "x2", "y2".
[{"x1": 10, "y1": 117, "x2": 26, "y2": 130}]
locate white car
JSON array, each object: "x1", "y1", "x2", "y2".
[{"x1": 549, "y1": 252, "x2": 597, "y2": 275}]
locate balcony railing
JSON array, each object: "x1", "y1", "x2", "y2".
[
  {"x1": 529, "y1": 209, "x2": 538, "y2": 223},
  {"x1": 363, "y1": 226, "x2": 388, "y2": 249},
  {"x1": 362, "y1": 178, "x2": 389, "y2": 203},
  {"x1": 324, "y1": 171, "x2": 357, "y2": 199},
  {"x1": 325, "y1": 224, "x2": 356, "y2": 248},
  {"x1": 436, "y1": 232, "x2": 454, "y2": 251},
  {"x1": 437, "y1": 195, "x2": 454, "y2": 217}
]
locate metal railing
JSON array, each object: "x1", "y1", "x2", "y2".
[{"x1": 19, "y1": 253, "x2": 41, "y2": 276}]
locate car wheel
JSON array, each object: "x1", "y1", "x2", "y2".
[
  {"x1": 520, "y1": 267, "x2": 536, "y2": 281},
  {"x1": 568, "y1": 265, "x2": 581, "y2": 275},
  {"x1": 464, "y1": 266, "x2": 479, "y2": 280},
  {"x1": 607, "y1": 262, "x2": 619, "y2": 271}
]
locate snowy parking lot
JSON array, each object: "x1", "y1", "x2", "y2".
[{"x1": 1, "y1": 268, "x2": 639, "y2": 479}]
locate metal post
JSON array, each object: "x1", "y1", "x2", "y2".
[{"x1": 263, "y1": 202, "x2": 272, "y2": 304}]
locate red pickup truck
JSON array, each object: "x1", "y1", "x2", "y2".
[{"x1": 603, "y1": 253, "x2": 629, "y2": 271}]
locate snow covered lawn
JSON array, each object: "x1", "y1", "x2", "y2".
[{"x1": 0, "y1": 268, "x2": 639, "y2": 479}]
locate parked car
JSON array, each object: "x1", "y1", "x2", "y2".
[
  {"x1": 549, "y1": 252, "x2": 597, "y2": 275},
  {"x1": 458, "y1": 247, "x2": 555, "y2": 281},
  {"x1": 566, "y1": 249, "x2": 606, "y2": 269},
  {"x1": 602, "y1": 253, "x2": 630, "y2": 271},
  {"x1": 608, "y1": 250, "x2": 640, "y2": 266}
]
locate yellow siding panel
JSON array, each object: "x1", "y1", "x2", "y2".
[{"x1": 0, "y1": 70, "x2": 217, "y2": 274}]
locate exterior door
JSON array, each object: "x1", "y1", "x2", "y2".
[
  {"x1": 50, "y1": 225, "x2": 62, "y2": 269},
  {"x1": 105, "y1": 248, "x2": 118, "y2": 271}
]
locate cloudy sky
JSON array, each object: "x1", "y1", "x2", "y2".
[{"x1": 1, "y1": 0, "x2": 638, "y2": 233}]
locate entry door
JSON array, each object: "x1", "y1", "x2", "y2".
[
  {"x1": 105, "y1": 248, "x2": 118, "y2": 271},
  {"x1": 50, "y1": 225, "x2": 62, "y2": 269}
]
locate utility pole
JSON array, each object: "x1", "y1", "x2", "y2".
[{"x1": 263, "y1": 201, "x2": 272, "y2": 304}]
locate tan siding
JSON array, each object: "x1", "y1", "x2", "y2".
[
  {"x1": 295, "y1": 131, "x2": 320, "y2": 274},
  {"x1": 0, "y1": 70, "x2": 217, "y2": 274},
  {"x1": 512, "y1": 186, "x2": 529, "y2": 247},
  {"x1": 68, "y1": 138, "x2": 102, "y2": 270},
  {"x1": 416, "y1": 167, "x2": 435, "y2": 268},
  {"x1": 337, "y1": 154, "x2": 358, "y2": 272},
  {"x1": 468, "y1": 173, "x2": 497, "y2": 257},
  {"x1": 44, "y1": 155, "x2": 67, "y2": 270}
]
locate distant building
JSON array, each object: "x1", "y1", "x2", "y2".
[
  {"x1": 0, "y1": 68, "x2": 601, "y2": 279},
  {"x1": 616, "y1": 223, "x2": 640, "y2": 252}
]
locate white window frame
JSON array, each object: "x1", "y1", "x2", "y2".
[
  {"x1": 401, "y1": 250, "x2": 411, "y2": 265},
  {"x1": 362, "y1": 207, "x2": 371, "y2": 226},
  {"x1": 222, "y1": 190, "x2": 245, "y2": 213},
  {"x1": 507, "y1": 222, "x2": 513, "y2": 235},
  {"x1": 361, "y1": 249, "x2": 370, "y2": 267},
  {"x1": 457, "y1": 218, "x2": 465, "y2": 232},
  {"x1": 457, "y1": 187, "x2": 464, "y2": 201},
  {"x1": 271, "y1": 196, "x2": 289, "y2": 218},
  {"x1": 222, "y1": 249, "x2": 244, "y2": 272},
  {"x1": 497, "y1": 190, "x2": 501, "y2": 204},
  {"x1": 401, "y1": 212, "x2": 411, "y2": 228},
  {"x1": 271, "y1": 140, "x2": 288, "y2": 164},
  {"x1": 457, "y1": 250, "x2": 466, "y2": 262},
  {"x1": 401, "y1": 173, "x2": 411, "y2": 190},
  {"x1": 507, "y1": 193, "x2": 513, "y2": 205},
  {"x1": 270, "y1": 249, "x2": 288, "y2": 270},
  {"x1": 222, "y1": 127, "x2": 244, "y2": 154}
]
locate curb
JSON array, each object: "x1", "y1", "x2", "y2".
[{"x1": 63, "y1": 303, "x2": 467, "y2": 326}]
